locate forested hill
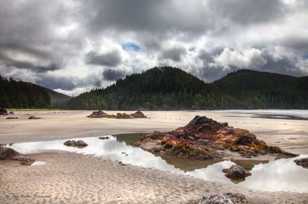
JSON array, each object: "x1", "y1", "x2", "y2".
[
  {"x1": 0, "y1": 76, "x2": 70, "y2": 108},
  {"x1": 68, "y1": 67, "x2": 308, "y2": 110}
]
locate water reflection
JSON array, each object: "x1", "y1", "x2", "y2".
[{"x1": 8, "y1": 136, "x2": 308, "y2": 193}]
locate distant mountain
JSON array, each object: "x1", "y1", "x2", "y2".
[
  {"x1": 68, "y1": 67, "x2": 308, "y2": 110},
  {"x1": 68, "y1": 67, "x2": 209, "y2": 109},
  {"x1": 211, "y1": 69, "x2": 308, "y2": 108},
  {"x1": 0, "y1": 76, "x2": 70, "y2": 108}
]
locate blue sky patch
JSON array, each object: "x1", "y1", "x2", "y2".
[{"x1": 122, "y1": 42, "x2": 142, "y2": 52}]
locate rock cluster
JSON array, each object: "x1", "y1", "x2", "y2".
[
  {"x1": 136, "y1": 116, "x2": 297, "y2": 160},
  {"x1": 198, "y1": 193, "x2": 248, "y2": 204},
  {"x1": 294, "y1": 158, "x2": 308, "y2": 169},
  {"x1": 0, "y1": 145, "x2": 34, "y2": 165},
  {"x1": 223, "y1": 165, "x2": 251, "y2": 181},
  {"x1": 87, "y1": 110, "x2": 147, "y2": 119},
  {"x1": 64, "y1": 140, "x2": 88, "y2": 148}
]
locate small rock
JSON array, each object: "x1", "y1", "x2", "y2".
[
  {"x1": 13, "y1": 155, "x2": 35, "y2": 166},
  {"x1": 118, "y1": 161, "x2": 126, "y2": 166},
  {"x1": 28, "y1": 116, "x2": 41, "y2": 120},
  {"x1": 6, "y1": 116, "x2": 18, "y2": 120},
  {"x1": 64, "y1": 140, "x2": 88, "y2": 148},
  {"x1": 223, "y1": 165, "x2": 251, "y2": 181},
  {"x1": 295, "y1": 158, "x2": 308, "y2": 169},
  {"x1": 121, "y1": 152, "x2": 128, "y2": 156},
  {"x1": 87, "y1": 110, "x2": 108, "y2": 118},
  {"x1": 99, "y1": 136, "x2": 110, "y2": 140}
]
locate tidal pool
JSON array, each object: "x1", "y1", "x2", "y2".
[{"x1": 8, "y1": 135, "x2": 308, "y2": 193}]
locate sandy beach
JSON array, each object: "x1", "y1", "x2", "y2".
[{"x1": 1, "y1": 110, "x2": 308, "y2": 203}]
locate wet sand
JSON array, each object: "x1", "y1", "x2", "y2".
[
  {"x1": 1, "y1": 152, "x2": 308, "y2": 204},
  {"x1": 1, "y1": 110, "x2": 308, "y2": 203}
]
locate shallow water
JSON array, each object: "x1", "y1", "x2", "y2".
[{"x1": 8, "y1": 135, "x2": 308, "y2": 193}]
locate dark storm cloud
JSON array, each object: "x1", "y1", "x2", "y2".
[
  {"x1": 103, "y1": 69, "x2": 126, "y2": 81},
  {"x1": 0, "y1": 0, "x2": 78, "y2": 73},
  {"x1": 208, "y1": 0, "x2": 288, "y2": 25},
  {"x1": 86, "y1": 50, "x2": 122, "y2": 67},
  {"x1": 160, "y1": 47, "x2": 187, "y2": 62},
  {"x1": 81, "y1": 0, "x2": 212, "y2": 36}
]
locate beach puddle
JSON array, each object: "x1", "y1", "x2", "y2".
[{"x1": 7, "y1": 135, "x2": 308, "y2": 193}]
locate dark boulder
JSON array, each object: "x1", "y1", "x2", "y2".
[
  {"x1": 295, "y1": 158, "x2": 308, "y2": 169},
  {"x1": 0, "y1": 146, "x2": 34, "y2": 165},
  {"x1": 64, "y1": 140, "x2": 88, "y2": 148},
  {"x1": 223, "y1": 165, "x2": 251, "y2": 181}
]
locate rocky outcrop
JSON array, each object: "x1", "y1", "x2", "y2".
[
  {"x1": 64, "y1": 140, "x2": 88, "y2": 148},
  {"x1": 135, "y1": 116, "x2": 297, "y2": 160},
  {"x1": 295, "y1": 158, "x2": 308, "y2": 169},
  {"x1": 28, "y1": 116, "x2": 41, "y2": 120},
  {"x1": 223, "y1": 165, "x2": 251, "y2": 181},
  {"x1": 88, "y1": 110, "x2": 147, "y2": 119},
  {"x1": 0, "y1": 145, "x2": 34, "y2": 165},
  {"x1": 198, "y1": 193, "x2": 248, "y2": 204},
  {"x1": 0, "y1": 107, "x2": 8, "y2": 116}
]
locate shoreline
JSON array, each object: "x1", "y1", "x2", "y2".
[{"x1": 1, "y1": 110, "x2": 308, "y2": 154}]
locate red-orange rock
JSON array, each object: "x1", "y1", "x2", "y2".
[{"x1": 135, "y1": 116, "x2": 297, "y2": 160}]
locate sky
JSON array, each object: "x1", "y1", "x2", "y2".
[{"x1": 0, "y1": 0, "x2": 308, "y2": 96}]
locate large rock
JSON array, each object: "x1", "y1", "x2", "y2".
[
  {"x1": 294, "y1": 158, "x2": 308, "y2": 169},
  {"x1": 223, "y1": 165, "x2": 251, "y2": 181},
  {"x1": 198, "y1": 193, "x2": 248, "y2": 204},
  {"x1": 0, "y1": 146, "x2": 19, "y2": 160},
  {"x1": 64, "y1": 140, "x2": 88, "y2": 148},
  {"x1": 135, "y1": 116, "x2": 297, "y2": 160},
  {"x1": 0, "y1": 146, "x2": 35, "y2": 165}
]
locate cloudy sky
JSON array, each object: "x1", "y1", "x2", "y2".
[{"x1": 1, "y1": 0, "x2": 308, "y2": 96}]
